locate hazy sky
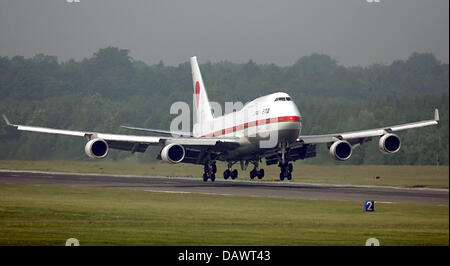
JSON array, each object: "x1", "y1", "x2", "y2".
[{"x1": 0, "y1": 0, "x2": 448, "y2": 66}]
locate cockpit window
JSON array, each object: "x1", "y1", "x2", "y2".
[{"x1": 274, "y1": 97, "x2": 292, "y2": 102}]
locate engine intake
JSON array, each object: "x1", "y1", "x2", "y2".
[
  {"x1": 329, "y1": 140, "x2": 352, "y2": 161},
  {"x1": 85, "y1": 138, "x2": 109, "y2": 159},
  {"x1": 161, "y1": 144, "x2": 185, "y2": 163},
  {"x1": 379, "y1": 133, "x2": 401, "y2": 154}
]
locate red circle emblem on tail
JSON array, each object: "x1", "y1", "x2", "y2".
[{"x1": 195, "y1": 81, "x2": 200, "y2": 108}]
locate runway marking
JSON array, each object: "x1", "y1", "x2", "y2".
[
  {"x1": 143, "y1": 189, "x2": 233, "y2": 197},
  {"x1": 144, "y1": 190, "x2": 191, "y2": 194}
]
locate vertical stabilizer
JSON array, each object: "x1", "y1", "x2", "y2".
[{"x1": 190, "y1": 56, "x2": 213, "y2": 132}]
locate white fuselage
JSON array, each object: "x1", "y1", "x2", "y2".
[{"x1": 194, "y1": 92, "x2": 302, "y2": 159}]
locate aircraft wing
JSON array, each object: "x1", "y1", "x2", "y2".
[
  {"x1": 295, "y1": 109, "x2": 439, "y2": 146},
  {"x1": 2, "y1": 115, "x2": 242, "y2": 153}
]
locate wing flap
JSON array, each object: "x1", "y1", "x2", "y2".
[
  {"x1": 120, "y1": 125, "x2": 193, "y2": 137},
  {"x1": 106, "y1": 140, "x2": 149, "y2": 153},
  {"x1": 298, "y1": 134, "x2": 339, "y2": 144}
]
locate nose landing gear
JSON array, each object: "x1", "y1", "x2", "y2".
[{"x1": 278, "y1": 141, "x2": 293, "y2": 181}]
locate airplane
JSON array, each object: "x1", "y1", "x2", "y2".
[{"x1": 2, "y1": 56, "x2": 440, "y2": 182}]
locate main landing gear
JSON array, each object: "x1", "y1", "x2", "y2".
[
  {"x1": 249, "y1": 161, "x2": 264, "y2": 180},
  {"x1": 223, "y1": 169, "x2": 238, "y2": 180},
  {"x1": 201, "y1": 160, "x2": 267, "y2": 182},
  {"x1": 279, "y1": 162, "x2": 293, "y2": 181},
  {"x1": 203, "y1": 161, "x2": 217, "y2": 182},
  {"x1": 223, "y1": 161, "x2": 238, "y2": 180},
  {"x1": 250, "y1": 167, "x2": 264, "y2": 180}
]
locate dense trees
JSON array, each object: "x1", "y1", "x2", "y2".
[{"x1": 0, "y1": 47, "x2": 448, "y2": 165}]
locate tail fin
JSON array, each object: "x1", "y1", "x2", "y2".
[{"x1": 190, "y1": 56, "x2": 213, "y2": 128}]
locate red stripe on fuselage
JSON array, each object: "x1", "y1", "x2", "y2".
[{"x1": 201, "y1": 116, "x2": 301, "y2": 137}]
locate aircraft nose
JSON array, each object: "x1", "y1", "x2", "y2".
[{"x1": 282, "y1": 102, "x2": 301, "y2": 142}]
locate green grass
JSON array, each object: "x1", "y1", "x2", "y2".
[
  {"x1": 0, "y1": 183, "x2": 448, "y2": 246},
  {"x1": 0, "y1": 160, "x2": 448, "y2": 189}
]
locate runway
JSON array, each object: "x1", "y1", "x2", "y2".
[{"x1": 0, "y1": 170, "x2": 448, "y2": 205}]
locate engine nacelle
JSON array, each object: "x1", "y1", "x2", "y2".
[
  {"x1": 329, "y1": 140, "x2": 352, "y2": 161},
  {"x1": 85, "y1": 138, "x2": 109, "y2": 159},
  {"x1": 160, "y1": 143, "x2": 185, "y2": 163},
  {"x1": 379, "y1": 133, "x2": 401, "y2": 154}
]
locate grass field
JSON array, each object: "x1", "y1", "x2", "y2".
[
  {"x1": 0, "y1": 160, "x2": 448, "y2": 189},
  {"x1": 0, "y1": 183, "x2": 448, "y2": 246}
]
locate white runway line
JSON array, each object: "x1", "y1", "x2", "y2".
[{"x1": 143, "y1": 189, "x2": 233, "y2": 196}]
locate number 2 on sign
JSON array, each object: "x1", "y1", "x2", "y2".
[{"x1": 366, "y1": 201, "x2": 374, "y2": 211}]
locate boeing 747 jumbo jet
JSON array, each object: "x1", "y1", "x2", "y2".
[{"x1": 3, "y1": 56, "x2": 440, "y2": 182}]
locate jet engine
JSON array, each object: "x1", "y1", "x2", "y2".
[
  {"x1": 379, "y1": 133, "x2": 401, "y2": 154},
  {"x1": 329, "y1": 140, "x2": 352, "y2": 161},
  {"x1": 85, "y1": 138, "x2": 109, "y2": 159},
  {"x1": 160, "y1": 143, "x2": 185, "y2": 163}
]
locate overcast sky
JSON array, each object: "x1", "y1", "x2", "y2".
[{"x1": 0, "y1": 0, "x2": 448, "y2": 67}]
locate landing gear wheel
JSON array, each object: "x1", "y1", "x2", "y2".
[
  {"x1": 288, "y1": 163, "x2": 293, "y2": 173},
  {"x1": 279, "y1": 161, "x2": 292, "y2": 181},
  {"x1": 231, "y1": 169, "x2": 238, "y2": 180},
  {"x1": 287, "y1": 172, "x2": 292, "y2": 181},
  {"x1": 250, "y1": 169, "x2": 257, "y2": 180},
  {"x1": 223, "y1": 169, "x2": 230, "y2": 180},
  {"x1": 203, "y1": 161, "x2": 216, "y2": 182},
  {"x1": 257, "y1": 169, "x2": 264, "y2": 179},
  {"x1": 212, "y1": 163, "x2": 217, "y2": 174}
]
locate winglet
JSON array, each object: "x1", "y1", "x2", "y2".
[
  {"x1": 434, "y1": 108, "x2": 439, "y2": 122},
  {"x1": 2, "y1": 114, "x2": 12, "y2": 126}
]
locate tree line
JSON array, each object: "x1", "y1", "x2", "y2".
[{"x1": 0, "y1": 47, "x2": 448, "y2": 165}]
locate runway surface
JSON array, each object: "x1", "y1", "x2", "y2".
[{"x1": 0, "y1": 170, "x2": 448, "y2": 205}]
